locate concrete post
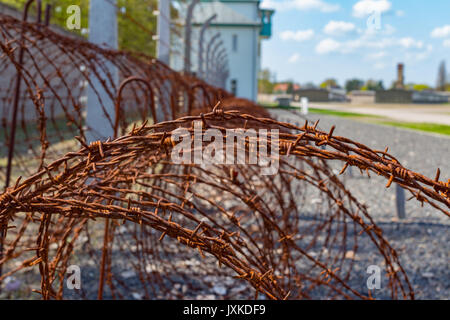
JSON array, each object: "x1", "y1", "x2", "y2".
[
  {"x1": 301, "y1": 97, "x2": 309, "y2": 115},
  {"x1": 184, "y1": 0, "x2": 200, "y2": 73},
  {"x1": 155, "y1": 0, "x2": 171, "y2": 123},
  {"x1": 396, "y1": 184, "x2": 406, "y2": 219},
  {"x1": 198, "y1": 14, "x2": 217, "y2": 79},
  {"x1": 86, "y1": 0, "x2": 119, "y2": 142},
  {"x1": 156, "y1": 0, "x2": 170, "y2": 65}
]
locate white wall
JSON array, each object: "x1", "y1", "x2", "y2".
[
  {"x1": 226, "y1": 2, "x2": 259, "y2": 22},
  {"x1": 216, "y1": 27, "x2": 257, "y2": 100}
]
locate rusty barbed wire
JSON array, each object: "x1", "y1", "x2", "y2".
[{"x1": 0, "y1": 12, "x2": 448, "y2": 300}]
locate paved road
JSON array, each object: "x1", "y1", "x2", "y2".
[{"x1": 291, "y1": 102, "x2": 450, "y2": 125}]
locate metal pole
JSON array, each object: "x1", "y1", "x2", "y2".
[
  {"x1": 44, "y1": 4, "x2": 51, "y2": 26},
  {"x1": 217, "y1": 57, "x2": 228, "y2": 88},
  {"x1": 214, "y1": 52, "x2": 227, "y2": 87},
  {"x1": 198, "y1": 14, "x2": 216, "y2": 79},
  {"x1": 223, "y1": 69, "x2": 230, "y2": 88},
  {"x1": 184, "y1": 0, "x2": 200, "y2": 73},
  {"x1": 205, "y1": 33, "x2": 220, "y2": 81},
  {"x1": 156, "y1": 0, "x2": 170, "y2": 65},
  {"x1": 215, "y1": 49, "x2": 227, "y2": 69},
  {"x1": 396, "y1": 184, "x2": 406, "y2": 219},
  {"x1": 115, "y1": 77, "x2": 156, "y2": 139},
  {"x1": 4, "y1": 0, "x2": 39, "y2": 190},
  {"x1": 209, "y1": 42, "x2": 224, "y2": 84},
  {"x1": 217, "y1": 61, "x2": 229, "y2": 88},
  {"x1": 1, "y1": 0, "x2": 41, "y2": 293}
]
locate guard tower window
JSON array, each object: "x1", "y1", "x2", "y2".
[
  {"x1": 231, "y1": 79, "x2": 237, "y2": 96},
  {"x1": 232, "y1": 34, "x2": 238, "y2": 52}
]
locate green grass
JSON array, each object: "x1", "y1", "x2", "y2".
[
  {"x1": 259, "y1": 102, "x2": 298, "y2": 110},
  {"x1": 376, "y1": 121, "x2": 450, "y2": 136},
  {"x1": 308, "y1": 108, "x2": 382, "y2": 119},
  {"x1": 261, "y1": 103, "x2": 381, "y2": 118}
]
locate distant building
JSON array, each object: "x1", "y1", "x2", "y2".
[
  {"x1": 293, "y1": 89, "x2": 329, "y2": 102},
  {"x1": 328, "y1": 88, "x2": 348, "y2": 102},
  {"x1": 292, "y1": 88, "x2": 347, "y2": 102},
  {"x1": 376, "y1": 90, "x2": 412, "y2": 103},
  {"x1": 273, "y1": 83, "x2": 300, "y2": 94},
  {"x1": 171, "y1": 0, "x2": 274, "y2": 102},
  {"x1": 376, "y1": 63, "x2": 449, "y2": 104},
  {"x1": 375, "y1": 89, "x2": 449, "y2": 104},
  {"x1": 394, "y1": 63, "x2": 405, "y2": 89},
  {"x1": 438, "y1": 92, "x2": 450, "y2": 102},
  {"x1": 348, "y1": 90, "x2": 375, "y2": 104},
  {"x1": 412, "y1": 91, "x2": 449, "y2": 104}
]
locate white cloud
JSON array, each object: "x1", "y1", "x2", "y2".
[
  {"x1": 444, "y1": 39, "x2": 450, "y2": 48},
  {"x1": 358, "y1": 23, "x2": 395, "y2": 37},
  {"x1": 399, "y1": 37, "x2": 424, "y2": 49},
  {"x1": 288, "y1": 53, "x2": 301, "y2": 63},
  {"x1": 374, "y1": 62, "x2": 386, "y2": 69},
  {"x1": 407, "y1": 44, "x2": 433, "y2": 61},
  {"x1": 261, "y1": 0, "x2": 340, "y2": 13},
  {"x1": 315, "y1": 36, "x2": 429, "y2": 55},
  {"x1": 431, "y1": 25, "x2": 450, "y2": 38},
  {"x1": 324, "y1": 21, "x2": 356, "y2": 36},
  {"x1": 384, "y1": 24, "x2": 396, "y2": 35},
  {"x1": 315, "y1": 38, "x2": 341, "y2": 54},
  {"x1": 396, "y1": 10, "x2": 405, "y2": 17},
  {"x1": 352, "y1": 0, "x2": 392, "y2": 18},
  {"x1": 280, "y1": 29, "x2": 315, "y2": 42},
  {"x1": 366, "y1": 51, "x2": 387, "y2": 60}
]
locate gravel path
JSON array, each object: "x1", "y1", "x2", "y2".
[{"x1": 271, "y1": 109, "x2": 449, "y2": 299}]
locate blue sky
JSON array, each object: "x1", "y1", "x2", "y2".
[{"x1": 260, "y1": 0, "x2": 450, "y2": 87}]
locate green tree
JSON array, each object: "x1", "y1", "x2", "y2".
[
  {"x1": 0, "y1": 0, "x2": 161, "y2": 56},
  {"x1": 303, "y1": 82, "x2": 316, "y2": 89},
  {"x1": 364, "y1": 79, "x2": 384, "y2": 91},
  {"x1": 345, "y1": 79, "x2": 364, "y2": 92},
  {"x1": 258, "y1": 68, "x2": 275, "y2": 94},
  {"x1": 320, "y1": 78, "x2": 339, "y2": 89},
  {"x1": 412, "y1": 84, "x2": 432, "y2": 91},
  {"x1": 285, "y1": 80, "x2": 295, "y2": 94},
  {"x1": 0, "y1": 0, "x2": 90, "y2": 35}
]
